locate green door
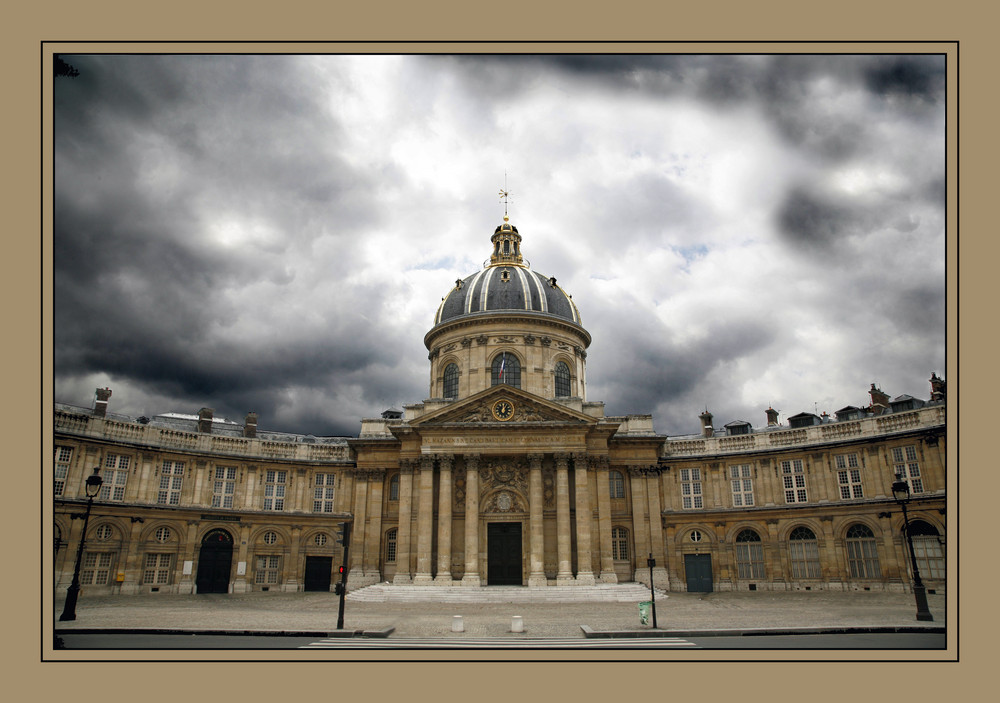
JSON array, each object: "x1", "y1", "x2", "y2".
[{"x1": 684, "y1": 553, "x2": 713, "y2": 593}]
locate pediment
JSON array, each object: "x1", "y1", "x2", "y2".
[{"x1": 410, "y1": 386, "x2": 593, "y2": 427}]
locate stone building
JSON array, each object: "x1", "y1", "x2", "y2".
[{"x1": 52, "y1": 217, "x2": 947, "y2": 597}]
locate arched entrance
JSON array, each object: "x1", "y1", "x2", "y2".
[{"x1": 196, "y1": 528, "x2": 234, "y2": 594}]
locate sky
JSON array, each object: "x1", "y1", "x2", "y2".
[{"x1": 52, "y1": 53, "x2": 947, "y2": 437}]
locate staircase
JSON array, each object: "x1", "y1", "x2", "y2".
[{"x1": 346, "y1": 582, "x2": 664, "y2": 603}]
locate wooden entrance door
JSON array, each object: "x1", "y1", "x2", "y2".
[
  {"x1": 304, "y1": 556, "x2": 333, "y2": 592},
  {"x1": 684, "y1": 553, "x2": 713, "y2": 592},
  {"x1": 487, "y1": 522, "x2": 523, "y2": 585},
  {"x1": 196, "y1": 529, "x2": 234, "y2": 594}
]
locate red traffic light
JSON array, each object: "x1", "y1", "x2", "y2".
[{"x1": 338, "y1": 565, "x2": 345, "y2": 574}]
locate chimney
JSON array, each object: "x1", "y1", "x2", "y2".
[
  {"x1": 868, "y1": 383, "x2": 890, "y2": 416},
  {"x1": 929, "y1": 372, "x2": 946, "y2": 402},
  {"x1": 198, "y1": 407, "x2": 214, "y2": 433},
  {"x1": 699, "y1": 410, "x2": 714, "y2": 438},
  {"x1": 93, "y1": 387, "x2": 112, "y2": 417},
  {"x1": 244, "y1": 412, "x2": 258, "y2": 438},
  {"x1": 765, "y1": 406, "x2": 779, "y2": 427}
]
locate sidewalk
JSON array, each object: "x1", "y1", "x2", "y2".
[{"x1": 53, "y1": 587, "x2": 947, "y2": 639}]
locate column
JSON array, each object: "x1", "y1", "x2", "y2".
[
  {"x1": 412, "y1": 455, "x2": 435, "y2": 585},
  {"x1": 435, "y1": 455, "x2": 453, "y2": 583},
  {"x1": 572, "y1": 453, "x2": 595, "y2": 585},
  {"x1": 527, "y1": 453, "x2": 546, "y2": 587},
  {"x1": 393, "y1": 461, "x2": 415, "y2": 584},
  {"x1": 462, "y1": 454, "x2": 482, "y2": 586},
  {"x1": 555, "y1": 453, "x2": 574, "y2": 585},
  {"x1": 119, "y1": 517, "x2": 146, "y2": 594},
  {"x1": 629, "y1": 468, "x2": 651, "y2": 584},
  {"x1": 347, "y1": 470, "x2": 368, "y2": 585},
  {"x1": 365, "y1": 469, "x2": 385, "y2": 583},
  {"x1": 233, "y1": 523, "x2": 251, "y2": 593},
  {"x1": 594, "y1": 457, "x2": 617, "y2": 583},
  {"x1": 179, "y1": 520, "x2": 199, "y2": 594},
  {"x1": 646, "y1": 468, "x2": 669, "y2": 589},
  {"x1": 284, "y1": 525, "x2": 301, "y2": 592}
]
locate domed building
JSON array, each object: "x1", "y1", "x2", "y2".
[{"x1": 53, "y1": 214, "x2": 946, "y2": 598}]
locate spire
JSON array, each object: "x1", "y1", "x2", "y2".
[{"x1": 490, "y1": 180, "x2": 524, "y2": 266}]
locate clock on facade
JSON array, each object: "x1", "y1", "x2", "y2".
[{"x1": 491, "y1": 399, "x2": 515, "y2": 421}]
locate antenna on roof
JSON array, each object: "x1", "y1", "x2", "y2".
[{"x1": 498, "y1": 172, "x2": 512, "y2": 218}]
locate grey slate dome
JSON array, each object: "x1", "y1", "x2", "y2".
[{"x1": 432, "y1": 216, "x2": 582, "y2": 326}]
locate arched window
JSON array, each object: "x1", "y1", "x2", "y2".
[
  {"x1": 907, "y1": 520, "x2": 945, "y2": 580},
  {"x1": 385, "y1": 528, "x2": 398, "y2": 563},
  {"x1": 491, "y1": 353, "x2": 521, "y2": 388},
  {"x1": 554, "y1": 361, "x2": 571, "y2": 397},
  {"x1": 443, "y1": 363, "x2": 459, "y2": 399},
  {"x1": 734, "y1": 529, "x2": 765, "y2": 579},
  {"x1": 788, "y1": 526, "x2": 821, "y2": 579},
  {"x1": 388, "y1": 474, "x2": 399, "y2": 501},
  {"x1": 609, "y1": 470, "x2": 625, "y2": 499},
  {"x1": 846, "y1": 524, "x2": 881, "y2": 579},
  {"x1": 611, "y1": 526, "x2": 629, "y2": 561}
]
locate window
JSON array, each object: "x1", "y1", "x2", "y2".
[
  {"x1": 846, "y1": 524, "x2": 881, "y2": 579},
  {"x1": 611, "y1": 526, "x2": 630, "y2": 561},
  {"x1": 81, "y1": 552, "x2": 114, "y2": 585},
  {"x1": 837, "y1": 468, "x2": 864, "y2": 499},
  {"x1": 907, "y1": 521, "x2": 945, "y2": 580},
  {"x1": 94, "y1": 524, "x2": 114, "y2": 541},
  {"x1": 554, "y1": 361, "x2": 571, "y2": 397},
  {"x1": 314, "y1": 473, "x2": 336, "y2": 512},
  {"x1": 315, "y1": 533, "x2": 328, "y2": 547},
  {"x1": 212, "y1": 467, "x2": 237, "y2": 508},
  {"x1": 157, "y1": 461, "x2": 185, "y2": 505},
  {"x1": 263, "y1": 470, "x2": 287, "y2": 511},
  {"x1": 680, "y1": 468, "x2": 703, "y2": 509},
  {"x1": 254, "y1": 555, "x2": 281, "y2": 585},
  {"x1": 788, "y1": 526, "x2": 821, "y2": 579},
  {"x1": 780, "y1": 459, "x2": 808, "y2": 503},
  {"x1": 609, "y1": 470, "x2": 625, "y2": 499},
  {"x1": 388, "y1": 474, "x2": 399, "y2": 501},
  {"x1": 730, "y1": 464, "x2": 754, "y2": 506},
  {"x1": 263, "y1": 531, "x2": 278, "y2": 545},
  {"x1": 142, "y1": 553, "x2": 172, "y2": 584},
  {"x1": 734, "y1": 529, "x2": 765, "y2": 579},
  {"x1": 443, "y1": 363, "x2": 459, "y2": 399},
  {"x1": 154, "y1": 527, "x2": 171, "y2": 542},
  {"x1": 892, "y1": 446, "x2": 924, "y2": 493},
  {"x1": 385, "y1": 528, "x2": 397, "y2": 563},
  {"x1": 491, "y1": 353, "x2": 521, "y2": 388},
  {"x1": 100, "y1": 454, "x2": 130, "y2": 501},
  {"x1": 689, "y1": 530, "x2": 703, "y2": 543},
  {"x1": 55, "y1": 446, "x2": 72, "y2": 496}
]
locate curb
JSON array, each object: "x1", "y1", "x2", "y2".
[
  {"x1": 580, "y1": 625, "x2": 946, "y2": 638},
  {"x1": 54, "y1": 626, "x2": 396, "y2": 639}
]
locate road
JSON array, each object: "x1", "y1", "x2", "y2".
[{"x1": 55, "y1": 631, "x2": 945, "y2": 650}]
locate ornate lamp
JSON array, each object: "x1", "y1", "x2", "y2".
[
  {"x1": 59, "y1": 468, "x2": 104, "y2": 621},
  {"x1": 891, "y1": 478, "x2": 934, "y2": 622}
]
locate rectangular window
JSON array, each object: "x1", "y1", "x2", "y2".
[
  {"x1": 892, "y1": 446, "x2": 924, "y2": 493},
  {"x1": 81, "y1": 552, "x2": 114, "y2": 585},
  {"x1": 212, "y1": 467, "x2": 237, "y2": 508},
  {"x1": 838, "y1": 468, "x2": 864, "y2": 499},
  {"x1": 55, "y1": 446, "x2": 72, "y2": 497},
  {"x1": 680, "y1": 468, "x2": 703, "y2": 509},
  {"x1": 142, "y1": 553, "x2": 172, "y2": 584},
  {"x1": 100, "y1": 454, "x2": 130, "y2": 501},
  {"x1": 781, "y1": 459, "x2": 808, "y2": 503},
  {"x1": 263, "y1": 470, "x2": 287, "y2": 511},
  {"x1": 313, "y1": 473, "x2": 336, "y2": 513},
  {"x1": 729, "y1": 464, "x2": 754, "y2": 506},
  {"x1": 254, "y1": 555, "x2": 281, "y2": 584},
  {"x1": 157, "y1": 461, "x2": 185, "y2": 505}
]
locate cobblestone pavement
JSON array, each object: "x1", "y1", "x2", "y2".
[{"x1": 53, "y1": 589, "x2": 947, "y2": 638}]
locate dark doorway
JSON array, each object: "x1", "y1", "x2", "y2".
[
  {"x1": 487, "y1": 522, "x2": 522, "y2": 585},
  {"x1": 684, "y1": 553, "x2": 713, "y2": 593},
  {"x1": 196, "y1": 529, "x2": 234, "y2": 594},
  {"x1": 304, "y1": 556, "x2": 333, "y2": 592}
]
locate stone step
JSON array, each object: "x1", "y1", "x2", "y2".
[{"x1": 345, "y1": 583, "x2": 665, "y2": 603}]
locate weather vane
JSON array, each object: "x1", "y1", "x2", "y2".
[{"x1": 498, "y1": 172, "x2": 512, "y2": 218}]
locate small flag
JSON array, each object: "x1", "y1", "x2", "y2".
[{"x1": 499, "y1": 352, "x2": 506, "y2": 382}]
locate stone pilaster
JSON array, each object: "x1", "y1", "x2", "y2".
[
  {"x1": 232, "y1": 523, "x2": 251, "y2": 593},
  {"x1": 435, "y1": 455, "x2": 453, "y2": 583},
  {"x1": 572, "y1": 453, "x2": 595, "y2": 585},
  {"x1": 178, "y1": 520, "x2": 199, "y2": 594},
  {"x1": 118, "y1": 517, "x2": 147, "y2": 594},
  {"x1": 645, "y1": 468, "x2": 669, "y2": 589},
  {"x1": 527, "y1": 453, "x2": 546, "y2": 587},
  {"x1": 462, "y1": 454, "x2": 482, "y2": 586},
  {"x1": 412, "y1": 455, "x2": 435, "y2": 585},
  {"x1": 555, "y1": 453, "x2": 574, "y2": 584},
  {"x1": 347, "y1": 469, "x2": 368, "y2": 586},
  {"x1": 629, "y1": 467, "x2": 651, "y2": 584},
  {"x1": 393, "y1": 461, "x2": 415, "y2": 584},
  {"x1": 594, "y1": 456, "x2": 617, "y2": 583}
]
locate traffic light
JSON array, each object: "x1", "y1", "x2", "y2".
[
  {"x1": 338, "y1": 565, "x2": 345, "y2": 576},
  {"x1": 336, "y1": 521, "x2": 351, "y2": 547},
  {"x1": 334, "y1": 582, "x2": 344, "y2": 595}
]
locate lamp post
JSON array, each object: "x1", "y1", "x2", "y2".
[
  {"x1": 59, "y1": 467, "x2": 104, "y2": 621},
  {"x1": 891, "y1": 478, "x2": 933, "y2": 622}
]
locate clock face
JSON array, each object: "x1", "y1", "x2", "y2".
[{"x1": 491, "y1": 399, "x2": 515, "y2": 421}]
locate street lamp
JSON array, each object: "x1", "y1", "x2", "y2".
[
  {"x1": 59, "y1": 467, "x2": 104, "y2": 621},
  {"x1": 891, "y1": 478, "x2": 933, "y2": 622}
]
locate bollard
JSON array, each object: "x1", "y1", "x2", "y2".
[
  {"x1": 511, "y1": 615, "x2": 524, "y2": 633},
  {"x1": 452, "y1": 615, "x2": 464, "y2": 632}
]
